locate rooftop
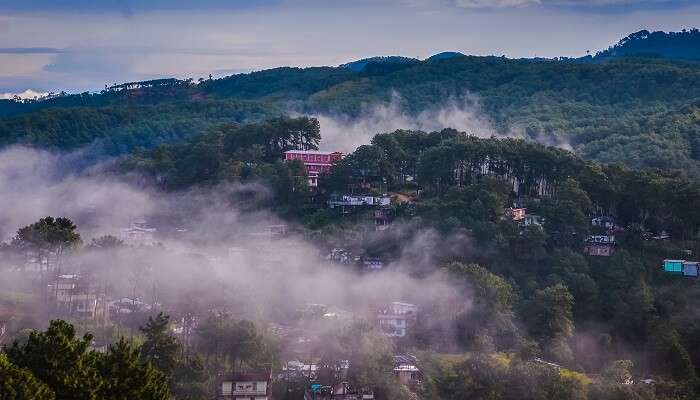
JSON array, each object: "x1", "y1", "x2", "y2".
[{"x1": 284, "y1": 150, "x2": 342, "y2": 155}]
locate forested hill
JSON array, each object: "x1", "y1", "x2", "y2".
[
  {"x1": 593, "y1": 30, "x2": 700, "y2": 61},
  {"x1": 2, "y1": 30, "x2": 700, "y2": 175}
]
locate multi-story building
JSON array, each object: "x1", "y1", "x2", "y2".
[
  {"x1": 377, "y1": 302, "x2": 418, "y2": 338},
  {"x1": 49, "y1": 274, "x2": 104, "y2": 318},
  {"x1": 284, "y1": 150, "x2": 343, "y2": 187}
]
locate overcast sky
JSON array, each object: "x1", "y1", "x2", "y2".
[{"x1": 0, "y1": 0, "x2": 698, "y2": 94}]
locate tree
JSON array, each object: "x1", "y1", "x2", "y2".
[
  {"x1": 445, "y1": 262, "x2": 519, "y2": 351},
  {"x1": 5, "y1": 320, "x2": 100, "y2": 400},
  {"x1": 97, "y1": 338, "x2": 170, "y2": 400},
  {"x1": 0, "y1": 353, "x2": 55, "y2": 400},
  {"x1": 140, "y1": 313, "x2": 180, "y2": 377},
  {"x1": 87, "y1": 235, "x2": 124, "y2": 249},
  {"x1": 170, "y1": 356, "x2": 208, "y2": 400},
  {"x1": 601, "y1": 360, "x2": 633, "y2": 384},
  {"x1": 524, "y1": 284, "x2": 575, "y2": 364},
  {"x1": 11, "y1": 216, "x2": 81, "y2": 273}
]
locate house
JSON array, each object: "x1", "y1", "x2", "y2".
[
  {"x1": 682, "y1": 261, "x2": 699, "y2": 277},
  {"x1": 218, "y1": 370, "x2": 271, "y2": 400},
  {"x1": 586, "y1": 235, "x2": 615, "y2": 244},
  {"x1": 393, "y1": 355, "x2": 421, "y2": 387},
  {"x1": 377, "y1": 302, "x2": 418, "y2": 338},
  {"x1": 362, "y1": 257, "x2": 384, "y2": 271},
  {"x1": 282, "y1": 360, "x2": 319, "y2": 380},
  {"x1": 327, "y1": 195, "x2": 391, "y2": 210},
  {"x1": 373, "y1": 208, "x2": 392, "y2": 231},
  {"x1": 108, "y1": 297, "x2": 153, "y2": 316},
  {"x1": 120, "y1": 220, "x2": 157, "y2": 246},
  {"x1": 663, "y1": 259, "x2": 684, "y2": 274},
  {"x1": 519, "y1": 214, "x2": 544, "y2": 228},
  {"x1": 583, "y1": 235, "x2": 616, "y2": 257},
  {"x1": 285, "y1": 150, "x2": 343, "y2": 187},
  {"x1": 49, "y1": 274, "x2": 104, "y2": 318},
  {"x1": 505, "y1": 207, "x2": 526, "y2": 221},
  {"x1": 583, "y1": 244, "x2": 615, "y2": 257},
  {"x1": 304, "y1": 382, "x2": 374, "y2": 400},
  {"x1": 327, "y1": 248, "x2": 354, "y2": 264},
  {"x1": 591, "y1": 216, "x2": 617, "y2": 229}
]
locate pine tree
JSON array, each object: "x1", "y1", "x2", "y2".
[{"x1": 0, "y1": 353, "x2": 55, "y2": 400}]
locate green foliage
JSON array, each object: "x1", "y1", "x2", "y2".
[
  {"x1": 2, "y1": 320, "x2": 172, "y2": 400},
  {"x1": 97, "y1": 338, "x2": 170, "y2": 400},
  {"x1": 5, "y1": 319, "x2": 101, "y2": 400},
  {"x1": 140, "y1": 313, "x2": 180, "y2": 377},
  {"x1": 194, "y1": 313, "x2": 265, "y2": 369},
  {"x1": 12, "y1": 217, "x2": 81, "y2": 253},
  {"x1": 0, "y1": 353, "x2": 55, "y2": 400},
  {"x1": 5, "y1": 50, "x2": 700, "y2": 173}
]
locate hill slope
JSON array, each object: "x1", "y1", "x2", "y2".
[{"x1": 2, "y1": 31, "x2": 700, "y2": 174}]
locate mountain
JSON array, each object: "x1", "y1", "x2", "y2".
[
  {"x1": 340, "y1": 56, "x2": 419, "y2": 72},
  {"x1": 426, "y1": 51, "x2": 465, "y2": 62},
  {"x1": 2, "y1": 30, "x2": 700, "y2": 176},
  {"x1": 594, "y1": 29, "x2": 700, "y2": 61}
]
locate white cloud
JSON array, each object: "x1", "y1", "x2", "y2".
[
  {"x1": 0, "y1": 88, "x2": 47, "y2": 100},
  {"x1": 454, "y1": 0, "x2": 541, "y2": 8}
]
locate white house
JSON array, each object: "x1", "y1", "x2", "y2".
[
  {"x1": 219, "y1": 370, "x2": 271, "y2": 400},
  {"x1": 377, "y1": 302, "x2": 418, "y2": 338}
]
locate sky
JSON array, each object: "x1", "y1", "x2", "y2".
[{"x1": 0, "y1": 0, "x2": 699, "y2": 95}]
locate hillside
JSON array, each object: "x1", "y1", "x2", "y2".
[
  {"x1": 1, "y1": 31, "x2": 700, "y2": 174},
  {"x1": 594, "y1": 29, "x2": 700, "y2": 61}
]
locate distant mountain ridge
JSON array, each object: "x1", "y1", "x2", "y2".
[
  {"x1": 593, "y1": 29, "x2": 700, "y2": 61},
  {"x1": 2, "y1": 31, "x2": 700, "y2": 177}
]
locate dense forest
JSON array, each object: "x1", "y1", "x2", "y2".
[
  {"x1": 116, "y1": 118, "x2": 700, "y2": 397},
  {"x1": 593, "y1": 29, "x2": 700, "y2": 61},
  {"x1": 1, "y1": 30, "x2": 700, "y2": 174}
]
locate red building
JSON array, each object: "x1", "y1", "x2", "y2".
[{"x1": 284, "y1": 150, "x2": 343, "y2": 187}]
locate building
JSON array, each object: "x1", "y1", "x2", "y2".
[
  {"x1": 327, "y1": 195, "x2": 391, "y2": 210},
  {"x1": 218, "y1": 370, "x2": 271, "y2": 400},
  {"x1": 377, "y1": 302, "x2": 418, "y2": 338},
  {"x1": 285, "y1": 150, "x2": 343, "y2": 187},
  {"x1": 583, "y1": 235, "x2": 616, "y2": 257},
  {"x1": 683, "y1": 261, "x2": 699, "y2": 277},
  {"x1": 362, "y1": 257, "x2": 384, "y2": 271},
  {"x1": 373, "y1": 208, "x2": 392, "y2": 231},
  {"x1": 586, "y1": 235, "x2": 615, "y2": 244},
  {"x1": 393, "y1": 355, "x2": 421, "y2": 387},
  {"x1": 519, "y1": 214, "x2": 544, "y2": 228},
  {"x1": 591, "y1": 216, "x2": 617, "y2": 229},
  {"x1": 304, "y1": 382, "x2": 374, "y2": 400},
  {"x1": 505, "y1": 207, "x2": 526, "y2": 221},
  {"x1": 120, "y1": 220, "x2": 157, "y2": 246},
  {"x1": 583, "y1": 244, "x2": 615, "y2": 257},
  {"x1": 663, "y1": 259, "x2": 684, "y2": 274},
  {"x1": 49, "y1": 274, "x2": 105, "y2": 318},
  {"x1": 108, "y1": 297, "x2": 153, "y2": 316},
  {"x1": 282, "y1": 360, "x2": 319, "y2": 380}
]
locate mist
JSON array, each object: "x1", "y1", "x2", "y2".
[
  {"x1": 0, "y1": 145, "x2": 473, "y2": 351},
  {"x1": 312, "y1": 94, "x2": 500, "y2": 153}
]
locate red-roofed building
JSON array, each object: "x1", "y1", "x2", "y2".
[{"x1": 284, "y1": 150, "x2": 343, "y2": 187}]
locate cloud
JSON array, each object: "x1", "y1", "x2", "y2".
[
  {"x1": 454, "y1": 0, "x2": 540, "y2": 7},
  {"x1": 0, "y1": 47, "x2": 63, "y2": 54},
  {"x1": 0, "y1": 89, "x2": 48, "y2": 100},
  {"x1": 311, "y1": 94, "x2": 499, "y2": 153},
  {"x1": 452, "y1": 0, "x2": 681, "y2": 7}
]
